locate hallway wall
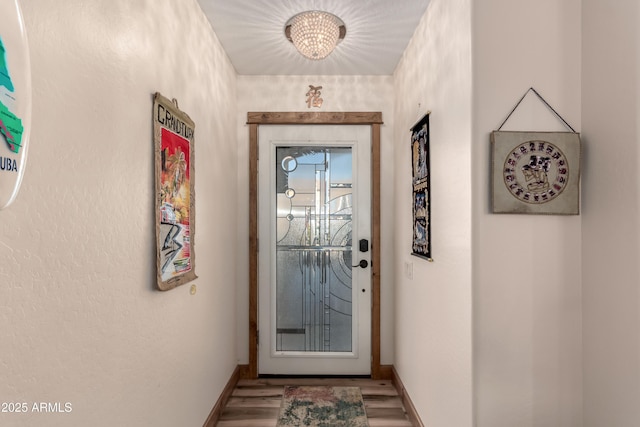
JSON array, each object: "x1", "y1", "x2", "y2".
[
  {"x1": 1, "y1": 1, "x2": 238, "y2": 426},
  {"x1": 4, "y1": 1, "x2": 638, "y2": 426},
  {"x1": 235, "y1": 75, "x2": 395, "y2": 366},
  {"x1": 472, "y1": 0, "x2": 583, "y2": 426},
  {"x1": 393, "y1": 0, "x2": 473, "y2": 425},
  {"x1": 582, "y1": 1, "x2": 640, "y2": 425}
]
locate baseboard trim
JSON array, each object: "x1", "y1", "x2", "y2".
[
  {"x1": 238, "y1": 363, "x2": 251, "y2": 379},
  {"x1": 391, "y1": 366, "x2": 425, "y2": 427},
  {"x1": 379, "y1": 364, "x2": 394, "y2": 380},
  {"x1": 202, "y1": 364, "x2": 244, "y2": 427}
]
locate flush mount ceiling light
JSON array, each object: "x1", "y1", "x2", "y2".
[{"x1": 285, "y1": 11, "x2": 346, "y2": 60}]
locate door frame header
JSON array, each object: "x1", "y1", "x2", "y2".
[{"x1": 247, "y1": 111, "x2": 382, "y2": 125}]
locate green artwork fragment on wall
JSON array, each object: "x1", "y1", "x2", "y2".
[
  {"x1": 0, "y1": 37, "x2": 15, "y2": 92},
  {"x1": 0, "y1": 36, "x2": 23, "y2": 153}
]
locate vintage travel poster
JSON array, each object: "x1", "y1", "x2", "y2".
[{"x1": 153, "y1": 93, "x2": 197, "y2": 290}]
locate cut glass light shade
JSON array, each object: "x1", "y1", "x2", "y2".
[{"x1": 286, "y1": 11, "x2": 345, "y2": 60}]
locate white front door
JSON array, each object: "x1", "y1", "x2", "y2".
[{"x1": 258, "y1": 125, "x2": 372, "y2": 375}]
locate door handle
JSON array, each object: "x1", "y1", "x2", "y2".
[{"x1": 353, "y1": 259, "x2": 368, "y2": 269}]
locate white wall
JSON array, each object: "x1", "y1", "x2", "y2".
[
  {"x1": 393, "y1": 0, "x2": 473, "y2": 425},
  {"x1": 582, "y1": 1, "x2": 640, "y2": 425},
  {"x1": 472, "y1": 0, "x2": 583, "y2": 426},
  {"x1": 1, "y1": 1, "x2": 238, "y2": 426},
  {"x1": 235, "y1": 75, "x2": 395, "y2": 365},
  {"x1": 6, "y1": 1, "x2": 638, "y2": 426}
]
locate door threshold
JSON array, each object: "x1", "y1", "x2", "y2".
[{"x1": 258, "y1": 374, "x2": 372, "y2": 379}]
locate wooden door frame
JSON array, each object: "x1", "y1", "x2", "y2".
[{"x1": 247, "y1": 112, "x2": 383, "y2": 379}]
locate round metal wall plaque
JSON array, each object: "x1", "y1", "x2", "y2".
[{"x1": 502, "y1": 140, "x2": 569, "y2": 204}]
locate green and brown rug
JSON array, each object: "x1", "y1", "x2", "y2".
[{"x1": 276, "y1": 385, "x2": 369, "y2": 427}]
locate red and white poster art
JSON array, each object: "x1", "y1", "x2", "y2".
[{"x1": 153, "y1": 93, "x2": 197, "y2": 290}]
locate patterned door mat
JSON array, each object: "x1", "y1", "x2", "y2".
[{"x1": 276, "y1": 385, "x2": 369, "y2": 427}]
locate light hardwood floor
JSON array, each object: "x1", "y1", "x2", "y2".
[{"x1": 215, "y1": 377, "x2": 414, "y2": 426}]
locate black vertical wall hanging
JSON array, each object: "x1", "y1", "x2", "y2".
[{"x1": 411, "y1": 112, "x2": 433, "y2": 261}]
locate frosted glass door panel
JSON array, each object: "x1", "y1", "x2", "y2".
[{"x1": 275, "y1": 147, "x2": 353, "y2": 353}]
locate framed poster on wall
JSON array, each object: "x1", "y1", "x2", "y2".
[
  {"x1": 411, "y1": 113, "x2": 432, "y2": 261},
  {"x1": 491, "y1": 131, "x2": 581, "y2": 215},
  {"x1": 153, "y1": 92, "x2": 197, "y2": 290}
]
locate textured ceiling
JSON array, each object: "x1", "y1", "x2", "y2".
[{"x1": 197, "y1": 0, "x2": 431, "y2": 75}]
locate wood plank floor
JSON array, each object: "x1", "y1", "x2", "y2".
[{"x1": 216, "y1": 377, "x2": 414, "y2": 426}]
